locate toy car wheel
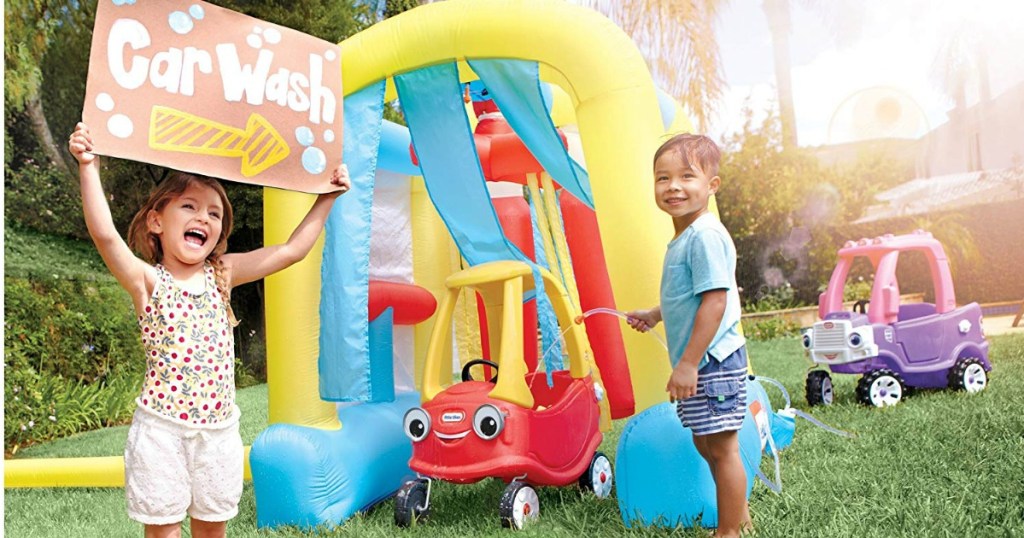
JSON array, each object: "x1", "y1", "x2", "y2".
[
  {"x1": 805, "y1": 370, "x2": 834, "y2": 406},
  {"x1": 578, "y1": 451, "x2": 613, "y2": 498},
  {"x1": 394, "y1": 479, "x2": 430, "y2": 527},
  {"x1": 856, "y1": 369, "x2": 905, "y2": 407},
  {"x1": 948, "y1": 357, "x2": 988, "y2": 393},
  {"x1": 499, "y1": 481, "x2": 539, "y2": 530}
]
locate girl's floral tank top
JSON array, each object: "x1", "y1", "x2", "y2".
[{"x1": 136, "y1": 263, "x2": 235, "y2": 425}]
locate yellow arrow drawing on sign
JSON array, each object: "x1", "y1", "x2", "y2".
[{"x1": 149, "y1": 106, "x2": 291, "y2": 177}]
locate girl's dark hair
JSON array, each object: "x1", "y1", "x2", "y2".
[
  {"x1": 127, "y1": 171, "x2": 238, "y2": 326},
  {"x1": 653, "y1": 133, "x2": 721, "y2": 178}
]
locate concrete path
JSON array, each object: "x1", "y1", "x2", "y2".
[{"x1": 985, "y1": 314, "x2": 1024, "y2": 337}]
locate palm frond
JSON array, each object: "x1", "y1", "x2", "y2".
[{"x1": 579, "y1": 0, "x2": 726, "y2": 131}]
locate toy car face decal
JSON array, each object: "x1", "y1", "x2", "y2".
[
  {"x1": 472, "y1": 404, "x2": 505, "y2": 440},
  {"x1": 409, "y1": 404, "x2": 508, "y2": 443},
  {"x1": 404, "y1": 408, "x2": 431, "y2": 442},
  {"x1": 441, "y1": 411, "x2": 465, "y2": 423},
  {"x1": 810, "y1": 321, "x2": 878, "y2": 364},
  {"x1": 434, "y1": 429, "x2": 471, "y2": 440},
  {"x1": 432, "y1": 407, "x2": 472, "y2": 441}
]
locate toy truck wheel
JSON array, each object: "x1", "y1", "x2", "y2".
[
  {"x1": 856, "y1": 369, "x2": 905, "y2": 407},
  {"x1": 499, "y1": 481, "x2": 540, "y2": 530},
  {"x1": 578, "y1": 451, "x2": 613, "y2": 498},
  {"x1": 805, "y1": 370, "x2": 834, "y2": 406},
  {"x1": 394, "y1": 479, "x2": 431, "y2": 527},
  {"x1": 948, "y1": 357, "x2": 988, "y2": 393}
]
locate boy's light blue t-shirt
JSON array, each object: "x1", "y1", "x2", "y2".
[{"x1": 660, "y1": 213, "x2": 746, "y2": 370}]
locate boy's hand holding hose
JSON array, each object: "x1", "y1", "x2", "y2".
[{"x1": 625, "y1": 306, "x2": 662, "y2": 333}]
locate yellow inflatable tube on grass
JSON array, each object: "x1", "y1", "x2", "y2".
[{"x1": 5, "y1": 448, "x2": 253, "y2": 488}]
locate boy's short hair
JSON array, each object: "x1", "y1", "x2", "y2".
[{"x1": 653, "y1": 134, "x2": 721, "y2": 178}]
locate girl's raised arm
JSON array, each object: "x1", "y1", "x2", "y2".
[
  {"x1": 69, "y1": 123, "x2": 154, "y2": 310},
  {"x1": 222, "y1": 164, "x2": 350, "y2": 287}
]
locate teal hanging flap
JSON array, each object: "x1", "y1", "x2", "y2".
[
  {"x1": 469, "y1": 59, "x2": 593, "y2": 208},
  {"x1": 318, "y1": 81, "x2": 385, "y2": 402}
]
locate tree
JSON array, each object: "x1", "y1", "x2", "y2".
[
  {"x1": 4, "y1": 0, "x2": 87, "y2": 176},
  {"x1": 210, "y1": 0, "x2": 370, "y2": 44},
  {"x1": 577, "y1": 0, "x2": 726, "y2": 132},
  {"x1": 910, "y1": 213, "x2": 980, "y2": 279},
  {"x1": 762, "y1": 0, "x2": 797, "y2": 148},
  {"x1": 761, "y1": 0, "x2": 864, "y2": 148},
  {"x1": 382, "y1": 0, "x2": 423, "y2": 19},
  {"x1": 718, "y1": 108, "x2": 906, "y2": 305}
]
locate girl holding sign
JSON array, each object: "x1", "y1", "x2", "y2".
[{"x1": 68, "y1": 122, "x2": 348, "y2": 538}]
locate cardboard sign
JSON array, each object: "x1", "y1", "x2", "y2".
[{"x1": 83, "y1": 0, "x2": 343, "y2": 193}]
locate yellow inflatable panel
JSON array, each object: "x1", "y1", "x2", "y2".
[
  {"x1": 411, "y1": 177, "x2": 457, "y2": 386},
  {"x1": 264, "y1": 188, "x2": 340, "y2": 429}
]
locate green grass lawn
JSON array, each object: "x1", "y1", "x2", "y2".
[
  {"x1": 4, "y1": 226, "x2": 115, "y2": 281},
  {"x1": 6, "y1": 334, "x2": 1024, "y2": 537}
]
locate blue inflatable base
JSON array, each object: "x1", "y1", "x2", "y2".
[
  {"x1": 250, "y1": 392, "x2": 419, "y2": 529},
  {"x1": 615, "y1": 401, "x2": 762, "y2": 529}
]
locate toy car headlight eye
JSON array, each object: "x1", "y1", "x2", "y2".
[
  {"x1": 802, "y1": 333, "x2": 812, "y2": 349},
  {"x1": 849, "y1": 333, "x2": 863, "y2": 348},
  {"x1": 403, "y1": 408, "x2": 431, "y2": 442},
  {"x1": 472, "y1": 404, "x2": 504, "y2": 440}
]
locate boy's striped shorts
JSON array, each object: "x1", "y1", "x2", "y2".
[{"x1": 675, "y1": 346, "x2": 748, "y2": 436}]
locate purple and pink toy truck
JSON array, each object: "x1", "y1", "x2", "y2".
[{"x1": 802, "y1": 231, "x2": 991, "y2": 407}]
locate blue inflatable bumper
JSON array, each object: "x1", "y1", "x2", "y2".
[
  {"x1": 615, "y1": 400, "x2": 762, "y2": 528},
  {"x1": 250, "y1": 392, "x2": 419, "y2": 529}
]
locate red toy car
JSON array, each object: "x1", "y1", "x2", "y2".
[{"x1": 395, "y1": 261, "x2": 613, "y2": 530}]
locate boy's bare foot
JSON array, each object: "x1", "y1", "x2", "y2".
[{"x1": 712, "y1": 519, "x2": 753, "y2": 537}]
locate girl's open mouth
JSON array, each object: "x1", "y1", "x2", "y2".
[{"x1": 184, "y1": 228, "x2": 208, "y2": 247}]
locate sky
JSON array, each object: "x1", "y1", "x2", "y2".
[{"x1": 710, "y1": 0, "x2": 1024, "y2": 147}]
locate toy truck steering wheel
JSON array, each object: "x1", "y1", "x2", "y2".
[
  {"x1": 853, "y1": 300, "x2": 869, "y2": 314},
  {"x1": 461, "y1": 359, "x2": 499, "y2": 383}
]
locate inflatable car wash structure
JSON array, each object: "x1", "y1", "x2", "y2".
[
  {"x1": 5, "y1": 0, "x2": 706, "y2": 530},
  {"x1": 250, "y1": 0, "x2": 695, "y2": 529}
]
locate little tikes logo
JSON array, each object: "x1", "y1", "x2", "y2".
[
  {"x1": 824, "y1": 322, "x2": 834, "y2": 329},
  {"x1": 442, "y1": 411, "x2": 464, "y2": 423}
]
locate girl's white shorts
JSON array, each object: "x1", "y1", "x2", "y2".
[{"x1": 124, "y1": 405, "x2": 243, "y2": 525}]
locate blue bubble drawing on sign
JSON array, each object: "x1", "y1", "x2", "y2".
[
  {"x1": 295, "y1": 126, "x2": 315, "y2": 147},
  {"x1": 169, "y1": 11, "x2": 194, "y2": 34},
  {"x1": 302, "y1": 147, "x2": 327, "y2": 174}
]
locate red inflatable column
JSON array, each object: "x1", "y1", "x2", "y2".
[{"x1": 560, "y1": 192, "x2": 635, "y2": 419}]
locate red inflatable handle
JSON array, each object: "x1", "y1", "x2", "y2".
[{"x1": 368, "y1": 280, "x2": 437, "y2": 325}]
